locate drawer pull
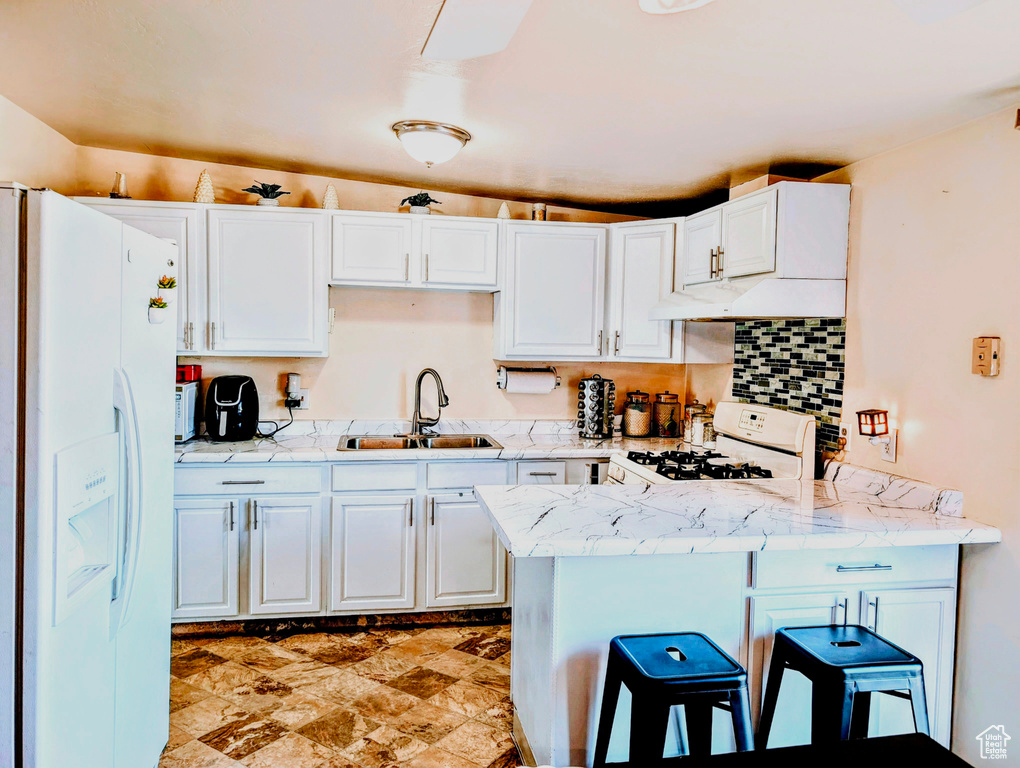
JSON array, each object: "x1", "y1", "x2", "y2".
[
  {"x1": 528, "y1": 472, "x2": 559, "y2": 477},
  {"x1": 836, "y1": 564, "x2": 892, "y2": 572},
  {"x1": 221, "y1": 480, "x2": 266, "y2": 485}
]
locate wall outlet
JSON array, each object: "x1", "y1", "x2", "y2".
[
  {"x1": 285, "y1": 389, "x2": 310, "y2": 410},
  {"x1": 837, "y1": 420, "x2": 851, "y2": 453},
  {"x1": 880, "y1": 429, "x2": 897, "y2": 463}
]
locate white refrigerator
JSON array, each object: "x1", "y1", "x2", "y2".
[{"x1": 0, "y1": 185, "x2": 177, "y2": 768}]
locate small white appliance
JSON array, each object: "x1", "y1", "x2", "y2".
[
  {"x1": 606, "y1": 402, "x2": 815, "y2": 484},
  {"x1": 175, "y1": 381, "x2": 199, "y2": 442},
  {"x1": 0, "y1": 185, "x2": 177, "y2": 768}
]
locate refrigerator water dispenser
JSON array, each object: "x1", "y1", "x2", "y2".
[{"x1": 53, "y1": 432, "x2": 120, "y2": 624}]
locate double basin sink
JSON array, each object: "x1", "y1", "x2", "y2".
[{"x1": 338, "y1": 434, "x2": 502, "y2": 451}]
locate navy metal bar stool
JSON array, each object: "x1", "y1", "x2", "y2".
[
  {"x1": 592, "y1": 632, "x2": 754, "y2": 767},
  {"x1": 757, "y1": 625, "x2": 929, "y2": 748}
]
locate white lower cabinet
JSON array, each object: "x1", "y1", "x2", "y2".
[
  {"x1": 329, "y1": 495, "x2": 416, "y2": 611},
  {"x1": 426, "y1": 493, "x2": 507, "y2": 608},
  {"x1": 748, "y1": 581, "x2": 957, "y2": 749},
  {"x1": 748, "y1": 591, "x2": 849, "y2": 748},
  {"x1": 172, "y1": 497, "x2": 240, "y2": 619},
  {"x1": 859, "y1": 587, "x2": 956, "y2": 746},
  {"x1": 248, "y1": 496, "x2": 322, "y2": 615}
]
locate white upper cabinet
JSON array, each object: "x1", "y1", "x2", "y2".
[
  {"x1": 681, "y1": 210, "x2": 723, "y2": 287},
  {"x1": 421, "y1": 218, "x2": 499, "y2": 288},
  {"x1": 331, "y1": 212, "x2": 499, "y2": 290},
  {"x1": 74, "y1": 200, "x2": 202, "y2": 354},
  {"x1": 677, "y1": 182, "x2": 850, "y2": 290},
  {"x1": 497, "y1": 222, "x2": 608, "y2": 359},
  {"x1": 607, "y1": 222, "x2": 675, "y2": 361},
  {"x1": 331, "y1": 213, "x2": 414, "y2": 285},
  {"x1": 207, "y1": 208, "x2": 328, "y2": 356},
  {"x1": 721, "y1": 187, "x2": 778, "y2": 279}
]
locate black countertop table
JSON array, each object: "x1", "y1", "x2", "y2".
[{"x1": 608, "y1": 734, "x2": 974, "y2": 766}]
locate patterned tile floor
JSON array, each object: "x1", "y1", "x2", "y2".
[{"x1": 163, "y1": 624, "x2": 518, "y2": 768}]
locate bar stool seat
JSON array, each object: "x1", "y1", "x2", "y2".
[
  {"x1": 592, "y1": 632, "x2": 754, "y2": 767},
  {"x1": 757, "y1": 625, "x2": 929, "y2": 748}
]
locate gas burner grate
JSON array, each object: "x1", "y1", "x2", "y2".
[
  {"x1": 656, "y1": 462, "x2": 703, "y2": 481},
  {"x1": 626, "y1": 451, "x2": 662, "y2": 466}
]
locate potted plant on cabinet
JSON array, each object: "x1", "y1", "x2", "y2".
[
  {"x1": 148, "y1": 296, "x2": 169, "y2": 324},
  {"x1": 157, "y1": 275, "x2": 176, "y2": 304},
  {"x1": 400, "y1": 191, "x2": 442, "y2": 214},
  {"x1": 242, "y1": 181, "x2": 291, "y2": 206}
]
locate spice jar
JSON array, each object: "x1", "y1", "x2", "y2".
[
  {"x1": 690, "y1": 411, "x2": 710, "y2": 446},
  {"x1": 653, "y1": 391, "x2": 680, "y2": 438},
  {"x1": 622, "y1": 391, "x2": 652, "y2": 437}
]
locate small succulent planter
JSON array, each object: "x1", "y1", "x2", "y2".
[
  {"x1": 157, "y1": 275, "x2": 176, "y2": 304},
  {"x1": 401, "y1": 192, "x2": 441, "y2": 214},
  {"x1": 242, "y1": 181, "x2": 290, "y2": 206},
  {"x1": 148, "y1": 297, "x2": 169, "y2": 324}
]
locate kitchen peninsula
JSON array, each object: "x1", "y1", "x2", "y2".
[{"x1": 473, "y1": 465, "x2": 1000, "y2": 767}]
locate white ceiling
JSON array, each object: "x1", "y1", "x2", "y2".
[{"x1": 1, "y1": 0, "x2": 1018, "y2": 208}]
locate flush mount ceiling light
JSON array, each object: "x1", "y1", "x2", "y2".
[
  {"x1": 638, "y1": 0, "x2": 718, "y2": 14},
  {"x1": 392, "y1": 121, "x2": 471, "y2": 167}
]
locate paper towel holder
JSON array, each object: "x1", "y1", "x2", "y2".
[{"x1": 496, "y1": 365, "x2": 561, "y2": 390}]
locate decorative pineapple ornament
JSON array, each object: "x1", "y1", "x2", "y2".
[
  {"x1": 193, "y1": 169, "x2": 215, "y2": 203},
  {"x1": 497, "y1": 201, "x2": 511, "y2": 219},
  {"x1": 322, "y1": 183, "x2": 341, "y2": 210}
]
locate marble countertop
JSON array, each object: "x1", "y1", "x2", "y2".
[
  {"x1": 473, "y1": 473, "x2": 1001, "y2": 557},
  {"x1": 175, "y1": 419, "x2": 684, "y2": 463}
]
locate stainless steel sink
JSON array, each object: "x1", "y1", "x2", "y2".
[
  {"x1": 337, "y1": 434, "x2": 502, "y2": 451},
  {"x1": 338, "y1": 436, "x2": 422, "y2": 450},
  {"x1": 419, "y1": 435, "x2": 501, "y2": 449}
]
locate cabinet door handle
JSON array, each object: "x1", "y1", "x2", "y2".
[
  {"x1": 528, "y1": 472, "x2": 559, "y2": 477},
  {"x1": 228, "y1": 501, "x2": 235, "y2": 531},
  {"x1": 251, "y1": 500, "x2": 258, "y2": 530},
  {"x1": 836, "y1": 564, "x2": 892, "y2": 572},
  {"x1": 407, "y1": 499, "x2": 414, "y2": 527},
  {"x1": 404, "y1": 253, "x2": 410, "y2": 282},
  {"x1": 221, "y1": 480, "x2": 265, "y2": 485},
  {"x1": 838, "y1": 597, "x2": 848, "y2": 626},
  {"x1": 430, "y1": 497, "x2": 436, "y2": 526},
  {"x1": 597, "y1": 330, "x2": 603, "y2": 354},
  {"x1": 716, "y1": 245, "x2": 724, "y2": 277},
  {"x1": 189, "y1": 321, "x2": 195, "y2": 350},
  {"x1": 709, "y1": 247, "x2": 718, "y2": 278},
  {"x1": 209, "y1": 322, "x2": 216, "y2": 349},
  {"x1": 425, "y1": 253, "x2": 430, "y2": 282},
  {"x1": 869, "y1": 596, "x2": 880, "y2": 632}
]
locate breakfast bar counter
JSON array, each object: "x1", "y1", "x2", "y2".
[{"x1": 473, "y1": 464, "x2": 999, "y2": 767}]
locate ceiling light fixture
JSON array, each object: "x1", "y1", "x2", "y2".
[
  {"x1": 392, "y1": 121, "x2": 471, "y2": 167},
  {"x1": 638, "y1": 0, "x2": 718, "y2": 13}
]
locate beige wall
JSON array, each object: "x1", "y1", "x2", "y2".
[
  {"x1": 0, "y1": 94, "x2": 76, "y2": 192},
  {"x1": 818, "y1": 108, "x2": 1020, "y2": 761}
]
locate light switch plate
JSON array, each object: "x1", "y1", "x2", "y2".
[{"x1": 972, "y1": 336, "x2": 1000, "y2": 376}]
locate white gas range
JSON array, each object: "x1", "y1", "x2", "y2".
[{"x1": 606, "y1": 402, "x2": 816, "y2": 484}]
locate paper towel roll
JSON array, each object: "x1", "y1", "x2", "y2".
[{"x1": 498, "y1": 367, "x2": 558, "y2": 394}]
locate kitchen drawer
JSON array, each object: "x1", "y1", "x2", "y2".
[
  {"x1": 516, "y1": 461, "x2": 566, "y2": 484},
  {"x1": 427, "y1": 461, "x2": 508, "y2": 490},
  {"x1": 332, "y1": 462, "x2": 418, "y2": 492},
  {"x1": 175, "y1": 465, "x2": 323, "y2": 496},
  {"x1": 753, "y1": 545, "x2": 958, "y2": 590}
]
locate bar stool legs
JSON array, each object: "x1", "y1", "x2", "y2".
[{"x1": 593, "y1": 653, "x2": 622, "y2": 768}]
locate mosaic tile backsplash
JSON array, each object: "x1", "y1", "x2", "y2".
[{"x1": 731, "y1": 319, "x2": 845, "y2": 458}]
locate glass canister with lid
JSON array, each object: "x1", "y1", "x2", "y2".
[
  {"x1": 684, "y1": 400, "x2": 706, "y2": 440},
  {"x1": 622, "y1": 391, "x2": 652, "y2": 438},
  {"x1": 653, "y1": 391, "x2": 680, "y2": 438}
]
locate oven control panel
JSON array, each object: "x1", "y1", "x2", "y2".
[{"x1": 738, "y1": 410, "x2": 767, "y2": 433}]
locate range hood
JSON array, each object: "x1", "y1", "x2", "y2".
[{"x1": 649, "y1": 276, "x2": 847, "y2": 322}]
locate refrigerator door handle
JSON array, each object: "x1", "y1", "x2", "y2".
[{"x1": 110, "y1": 368, "x2": 143, "y2": 634}]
